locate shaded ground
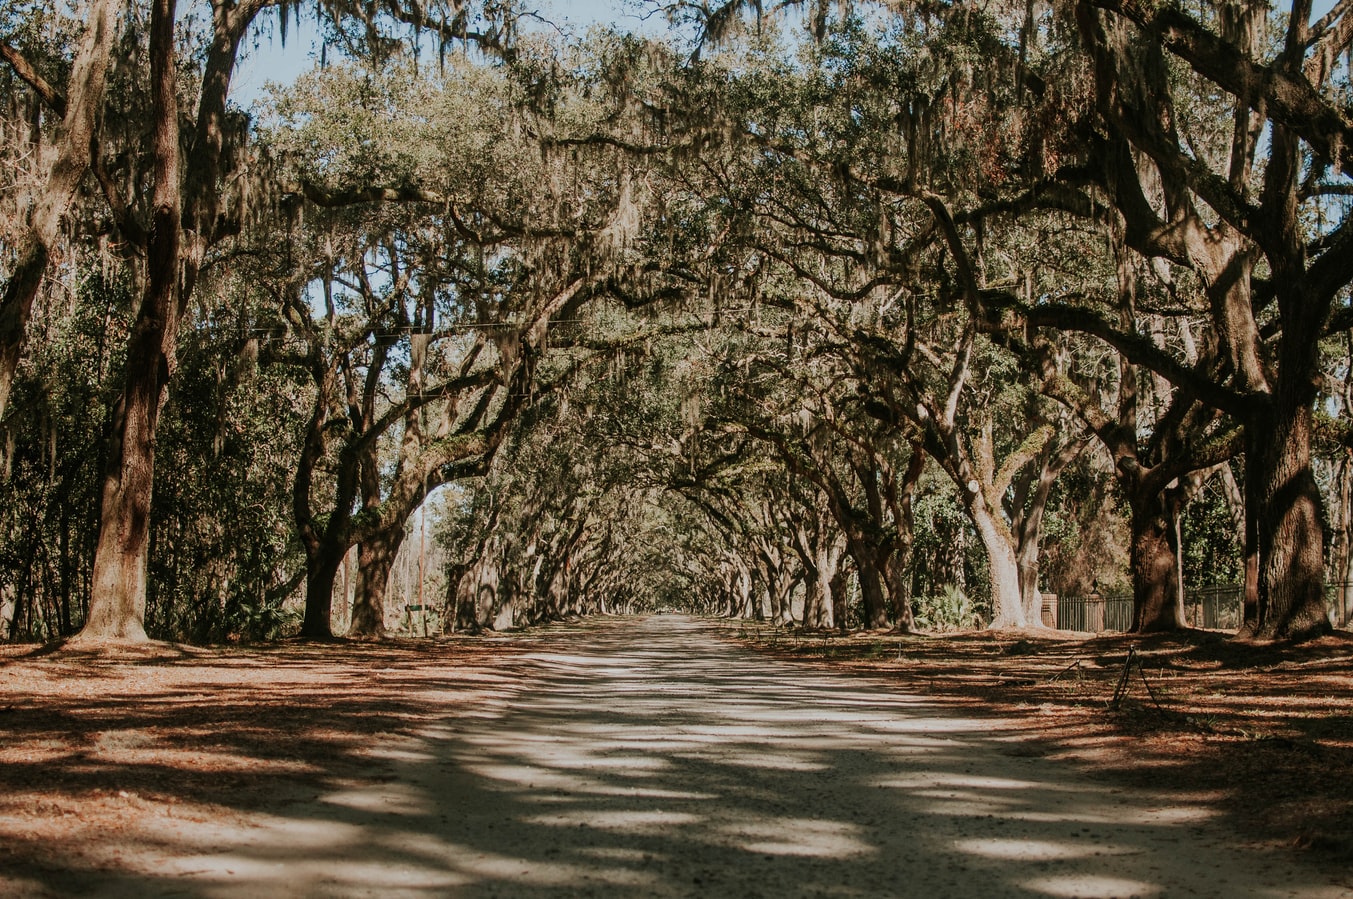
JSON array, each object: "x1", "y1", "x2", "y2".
[
  {"x1": 0, "y1": 615, "x2": 1349, "y2": 897},
  {"x1": 732, "y1": 621, "x2": 1353, "y2": 868}
]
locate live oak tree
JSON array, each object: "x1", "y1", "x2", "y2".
[
  {"x1": 0, "y1": 0, "x2": 122, "y2": 421},
  {"x1": 44, "y1": 0, "x2": 528, "y2": 642},
  {"x1": 1031, "y1": 0, "x2": 1353, "y2": 639},
  {"x1": 4, "y1": 0, "x2": 1348, "y2": 644},
  {"x1": 998, "y1": 241, "x2": 1243, "y2": 632}
]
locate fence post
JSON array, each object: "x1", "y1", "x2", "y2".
[
  {"x1": 1041, "y1": 593, "x2": 1058, "y2": 628},
  {"x1": 1334, "y1": 582, "x2": 1353, "y2": 628},
  {"x1": 1089, "y1": 590, "x2": 1105, "y2": 633}
]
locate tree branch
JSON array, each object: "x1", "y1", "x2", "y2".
[
  {"x1": 0, "y1": 43, "x2": 66, "y2": 116},
  {"x1": 1023, "y1": 301, "x2": 1249, "y2": 417},
  {"x1": 1085, "y1": 0, "x2": 1353, "y2": 172}
]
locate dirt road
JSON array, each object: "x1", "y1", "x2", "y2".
[{"x1": 3, "y1": 615, "x2": 1348, "y2": 897}]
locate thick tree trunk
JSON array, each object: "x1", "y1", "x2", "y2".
[
  {"x1": 801, "y1": 535, "x2": 841, "y2": 630},
  {"x1": 1015, "y1": 540, "x2": 1041, "y2": 625},
  {"x1": 84, "y1": 394, "x2": 155, "y2": 641},
  {"x1": 349, "y1": 526, "x2": 407, "y2": 639},
  {"x1": 1129, "y1": 492, "x2": 1185, "y2": 632},
  {"x1": 447, "y1": 565, "x2": 480, "y2": 634},
  {"x1": 969, "y1": 500, "x2": 1026, "y2": 628},
  {"x1": 733, "y1": 561, "x2": 754, "y2": 619},
  {"x1": 765, "y1": 569, "x2": 784, "y2": 625},
  {"x1": 884, "y1": 545, "x2": 914, "y2": 633},
  {"x1": 755, "y1": 541, "x2": 795, "y2": 627},
  {"x1": 299, "y1": 543, "x2": 345, "y2": 639},
  {"x1": 801, "y1": 568, "x2": 824, "y2": 628},
  {"x1": 846, "y1": 536, "x2": 889, "y2": 630},
  {"x1": 1245, "y1": 402, "x2": 1331, "y2": 640},
  {"x1": 829, "y1": 567, "x2": 849, "y2": 633},
  {"x1": 78, "y1": 0, "x2": 178, "y2": 643}
]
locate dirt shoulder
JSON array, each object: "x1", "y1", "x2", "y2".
[
  {"x1": 0, "y1": 634, "x2": 536, "y2": 896},
  {"x1": 724, "y1": 621, "x2": 1353, "y2": 871}
]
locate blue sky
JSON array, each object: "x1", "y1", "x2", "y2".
[
  {"x1": 233, "y1": 0, "x2": 658, "y2": 107},
  {"x1": 233, "y1": 1, "x2": 1345, "y2": 109}
]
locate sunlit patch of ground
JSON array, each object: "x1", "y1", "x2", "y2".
[
  {"x1": 730, "y1": 620, "x2": 1353, "y2": 868},
  {"x1": 1, "y1": 619, "x2": 1350, "y2": 897}
]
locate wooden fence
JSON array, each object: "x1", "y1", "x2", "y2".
[{"x1": 1048, "y1": 582, "x2": 1353, "y2": 633}]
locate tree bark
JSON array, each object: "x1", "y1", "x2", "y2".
[
  {"x1": 829, "y1": 567, "x2": 849, "y2": 633},
  {"x1": 801, "y1": 530, "x2": 841, "y2": 630},
  {"x1": 1244, "y1": 400, "x2": 1331, "y2": 640},
  {"x1": 300, "y1": 544, "x2": 345, "y2": 639},
  {"x1": 79, "y1": 0, "x2": 179, "y2": 642},
  {"x1": 1332, "y1": 447, "x2": 1353, "y2": 627},
  {"x1": 349, "y1": 527, "x2": 407, "y2": 639},
  {"x1": 78, "y1": 0, "x2": 268, "y2": 642},
  {"x1": 1011, "y1": 437, "x2": 1084, "y2": 621},
  {"x1": 844, "y1": 532, "x2": 889, "y2": 630},
  {"x1": 969, "y1": 497, "x2": 1026, "y2": 629},
  {"x1": 1128, "y1": 487, "x2": 1185, "y2": 632}
]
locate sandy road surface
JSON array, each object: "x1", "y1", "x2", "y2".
[{"x1": 5, "y1": 615, "x2": 1348, "y2": 898}]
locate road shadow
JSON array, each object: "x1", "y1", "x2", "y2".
[{"x1": 1, "y1": 616, "x2": 1348, "y2": 897}]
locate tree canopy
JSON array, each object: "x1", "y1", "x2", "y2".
[{"x1": 1, "y1": 0, "x2": 1350, "y2": 645}]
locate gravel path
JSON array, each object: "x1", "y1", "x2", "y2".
[{"x1": 155, "y1": 614, "x2": 1344, "y2": 898}]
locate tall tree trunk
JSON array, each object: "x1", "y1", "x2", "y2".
[
  {"x1": 1245, "y1": 400, "x2": 1331, "y2": 640},
  {"x1": 969, "y1": 499, "x2": 1025, "y2": 628},
  {"x1": 349, "y1": 526, "x2": 407, "y2": 639},
  {"x1": 1128, "y1": 486, "x2": 1185, "y2": 632},
  {"x1": 0, "y1": 0, "x2": 122, "y2": 420},
  {"x1": 846, "y1": 535, "x2": 889, "y2": 630},
  {"x1": 79, "y1": 0, "x2": 179, "y2": 642}
]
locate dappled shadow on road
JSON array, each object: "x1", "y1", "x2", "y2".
[
  {"x1": 744, "y1": 623, "x2": 1353, "y2": 868},
  {"x1": 1, "y1": 618, "x2": 1347, "y2": 898}
]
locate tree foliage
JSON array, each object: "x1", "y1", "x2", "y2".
[{"x1": 1, "y1": 0, "x2": 1350, "y2": 645}]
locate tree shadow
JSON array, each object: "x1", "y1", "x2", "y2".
[{"x1": 1, "y1": 616, "x2": 1348, "y2": 897}]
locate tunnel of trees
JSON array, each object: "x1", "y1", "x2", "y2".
[{"x1": 2, "y1": 0, "x2": 1351, "y2": 646}]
